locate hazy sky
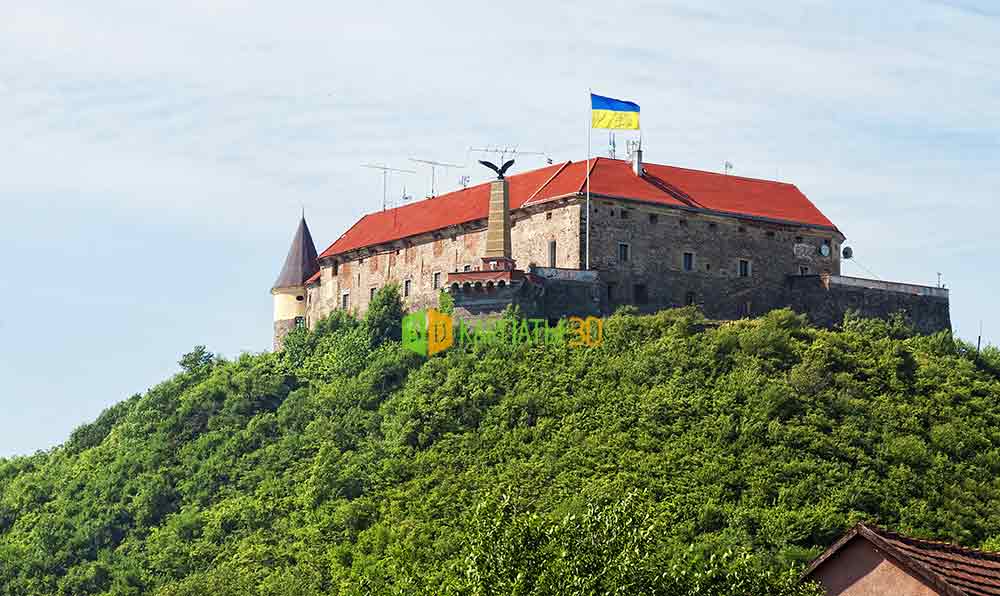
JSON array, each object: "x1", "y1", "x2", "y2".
[{"x1": 1, "y1": 1, "x2": 997, "y2": 456}]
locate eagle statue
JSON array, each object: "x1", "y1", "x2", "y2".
[{"x1": 478, "y1": 159, "x2": 515, "y2": 180}]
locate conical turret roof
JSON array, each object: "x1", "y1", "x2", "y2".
[{"x1": 273, "y1": 217, "x2": 319, "y2": 290}]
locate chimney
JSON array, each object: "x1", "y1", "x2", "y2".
[
  {"x1": 632, "y1": 148, "x2": 643, "y2": 176},
  {"x1": 484, "y1": 178, "x2": 512, "y2": 260}
]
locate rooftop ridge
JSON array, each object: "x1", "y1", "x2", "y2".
[{"x1": 870, "y1": 524, "x2": 1000, "y2": 561}]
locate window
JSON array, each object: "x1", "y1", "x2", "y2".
[
  {"x1": 620, "y1": 209, "x2": 630, "y2": 219},
  {"x1": 404, "y1": 279, "x2": 411, "y2": 297},
  {"x1": 296, "y1": 295, "x2": 304, "y2": 302},
  {"x1": 548, "y1": 240, "x2": 557, "y2": 267},
  {"x1": 709, "y1": 222, "x2": 718, "y2": 230},
  {"x1": 370, "y1": 287, "x2": 377, "y2": 300},
  {"x1": 464, "y1": 264, "x2": 472, "y2": 272},
  {"x1": 609, "y1": 208, "x2": 615, "y2": 217},
  {"x1": 683, "y1": 252, "x2": 694, "y2": 272},
  {"x1": 800, "y1": 266, "x2": 810, "y2": 276},
  {"x1": 795, "y1": 236, "x2": 804, "y2": 243},
  {"x1": 679, "y1": 219, "x2": 688, "y2": 227},
  {"x1": 432, "y1": 272, "x2": 441, "y2": 289},
  {"x1": 738, "y1": 226, "x2": 746, "y2": 233},
  {"x1": 685, "y1": 291, "x2": 696, "y2": 306},
  {"x1": 546, "y1": 211, "x2": 552, "y2": 220},
  {"x1": 332, "y1": 262, "x2": 339, "y2": 275},
  {"x1": 618, "y1": 243, "x2": 631, "y2": 262},
  {"x1": 294, "y1": 316, "x2": 305, "y2": 328},
  {"x1": 739, "y1": 259, "x2": 751, "y2": 278},
  {"x1": 341, "y1": 292, "x2": 350, "y2": 309},
  {"x1": 766, "y1": 231, "x2": 775, "y2": 238},
  {"x1": 634, "y1": 284, "x2": 649, "y2": 305}
]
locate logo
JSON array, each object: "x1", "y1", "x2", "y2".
[
  {"x1": 402, "y1": 309, "x2": 602, "y2": 356},
  {"x1": 403, "y1": 309, "x2": 454, "y2": 356}
]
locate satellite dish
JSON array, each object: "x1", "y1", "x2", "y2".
[
  {"x1": 820, "y1": 244, "x2": 831, "y2": 257},
  {"x1": 842, "y1": 246, "x2": 854, "y2": 260}
]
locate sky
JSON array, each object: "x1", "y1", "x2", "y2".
[{"x1": 1, "y1": 1, "x2": 997, "y2": 457}]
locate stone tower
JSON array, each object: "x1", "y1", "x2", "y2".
[{"x1": 272, "y1": 216, "x2": 318, "y2": 350}]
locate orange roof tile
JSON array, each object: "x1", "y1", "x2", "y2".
[{"x1": 319, "y1": 158, "x2": 839, "y2": 259}]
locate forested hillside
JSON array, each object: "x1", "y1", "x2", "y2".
[{"x1": 2, "y1": 287, "x2": 999, "y2": 595}]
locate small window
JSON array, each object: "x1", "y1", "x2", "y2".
[
  {"x1": 800, "y1": 266, "x2": 810, "y2": 276},
  {"x1": 709, "y1": 222, "x2": 718, "y2": 230},
  {"x1": 370, "y1": 287, "x2": 377, "y2": 300},
  {"x1": 464, "y1": 264, "x2": 472, "y2": 272},
  {"x1": 294, "y1": 316, "x2": 305, "y2": 328},
  {"x1": 738, "y1": 226, "x2": 746, "y2": 233},
  {"x1": 766, "y1": 231, "x2": 775, "y2": 238},
  {"x1": 332, "y1": 262, "x2": 339, "y2": 275},
  {"x1": 739, "y1": 259, "x2": 751, "y2": 278},
  {"x1": 433, "y1": 272, "x2": 441, "y2": 290},
  {"x1": 683, "y1": 252, "x2": 694, "y2": 272},
  {"x1": 620, "y1": 209, "x2": 629, "y2": 219},
  {"x1": 609, "y1": 208, "x2": 615, "y2": 216},
  {"x1": 649, "y1": 213, "x2": 658, "y2": 224},
  {"x1": 404, "y1": 279, "x2": 411, "y2": 297},
  {"x1": 296, "y1": 295, "x2": 304, "y2": 302},
  {"x1": 634, "y1": 284, "x2": 648, "y2": 305},
  {"x1": 618, "y1": 243, "x2": 631, "y2": 262},
  {"x1": 546, "y1": 211, "x2": 552, "y2": 220},
  {"x1": 679, "y1": 219, "x2": 688, "y2": 227},
  {"x1": 685, "y1": 291, "x2": 696, "y2": 306},
  {"x1": 341, "y1": 292, "x2": 350, "y2": 309},
  {"x1": 548, "y1": 240, "x2": 557, "y2": 268},
  {"x1": 795, "y1": 236, "x2": 804, "y2": 243}
]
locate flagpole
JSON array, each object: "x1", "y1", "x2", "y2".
[{"x1": 586, "y1": 89, "x2": 591, "y2": 270}]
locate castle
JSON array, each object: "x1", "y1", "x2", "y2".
[{"x1": 272, "y1": 151, "x2": 951, "y2": 349}]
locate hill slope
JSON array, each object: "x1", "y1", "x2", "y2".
[{"x1": 2, "y1": 290, "x2": 999, "y2": 595}]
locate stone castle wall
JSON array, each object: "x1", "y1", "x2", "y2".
[
  {"x1": 305, "y1": 201, "x2": 582, "y2": 324},
  {"x1": 785, "y1": 275, "x2": 951, "y2": 334},
  {"x1": 300, "y1": 194, "x2": 951, "y2": 337},
  {"x1": 585, "y1": 195, "x2": 843, "y2": 319}
]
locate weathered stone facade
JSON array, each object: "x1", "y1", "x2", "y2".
[
  {"x1": 584, "y1": 195, "x2": 843, "y2": 319},
  {"x1": 305, "y1": 200, "x2": 585, "y2": 326}
]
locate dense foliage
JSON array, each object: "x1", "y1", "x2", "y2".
[{"x1": 2, "y1": 286, "x2": 999, "y2": 595}]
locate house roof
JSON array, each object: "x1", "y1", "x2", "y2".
[
  {"x1": 805, "y1": 523, "x2": 1000, "y2": 596},
  {"x1": 318, "y1": 157, "x2": 839, "y2": 259},
  {"x1": 273, "y1": 217, "x2": 319, "y2": 290}
]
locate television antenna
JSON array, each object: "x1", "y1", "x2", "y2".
[
  {"x1": 469, "y1": 145, "x2": 549, "y2": 165},
  {"x1": 410, "y1": 158, "x2": 464, "y2": 197},
  {"x1": 361, "y1": 163, "x2": 415, "y2": 211},
  {"x1": 724, "y1": 161, "x2": 734, "y2": 175}
]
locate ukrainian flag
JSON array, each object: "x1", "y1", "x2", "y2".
[{"x1": 591, "y1": 93, "x2": 640, "y2": 130}]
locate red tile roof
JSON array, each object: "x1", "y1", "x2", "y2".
[
  {"x1": 318, "y1": 158, "x2": 839, "y2": 259},
  {"x1": 806, "y1": 523, "x2": 1000, "y2": 596}
]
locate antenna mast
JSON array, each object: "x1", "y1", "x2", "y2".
[
  {"x1": 361, "y1": 164, "x2": 415, "y2": 211},
  {"x1": 409, "y1": 158, "x2": 464, "y2": 197}
]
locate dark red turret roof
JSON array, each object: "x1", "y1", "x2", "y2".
[{"x1": 319, "y1": 158, "x2": 839, "y2": 259}]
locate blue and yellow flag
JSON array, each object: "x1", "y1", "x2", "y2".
[{"x1": 591, "y1": 93, "x2": 640, "y2": 130}]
